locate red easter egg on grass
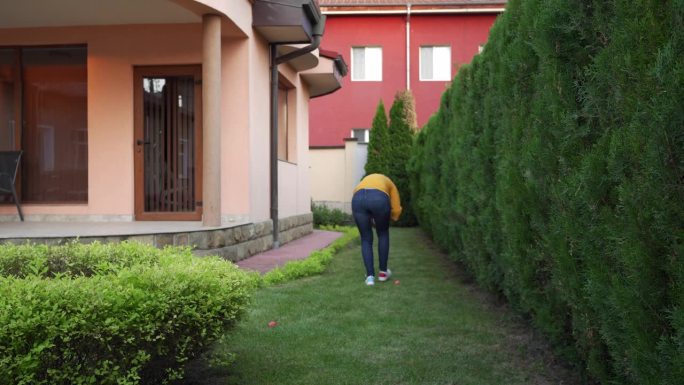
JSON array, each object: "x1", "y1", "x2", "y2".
[{"x1": 268, "y1": 320, "x2": 278, "y2": 328}]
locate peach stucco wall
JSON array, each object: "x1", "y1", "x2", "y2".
[
  {"x1": 247, "y1": 34, "x2": 272, "y2": 222},
  {"x1": 278, "y1": 62, "x2": 312, "y2": 219},
  {"x1": 220, "y1": 37, "x2": 251, "y2": 222},
  {"x1": 1, "y1": 3, "x2": 318, "y2": 223},
  {"x1": 310, "y1": 139, "x2": 367, "y2": 213},
  {"x1": 310, "y1": 148, "x2": 346, "y2": 203},
  {"x1": 0, "y1": 24, "x2": 203, "y2": 219}
]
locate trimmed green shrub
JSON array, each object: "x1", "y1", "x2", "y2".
[
  {"x1": 408, "y1": 0, "x2": 684, "y2": 383},
  {"x1": 0, "y1": 243, "x2": 259, "y2": 385},
  {"x1": 312, "y1": 203, "x2": 353, "y2": 227},
  {"x1": 262, "y1": 226, "x2": 359, "y2": 286},
  {"x1": 0, "y1": 241, "x2": 166, "y2": 278}
]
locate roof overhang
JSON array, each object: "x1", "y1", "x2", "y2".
[
  {"x1": 0, "y1": 1, "x2": 253, "y2": 38},
  {"x1": 252, "y1": 0, "x2": 323, "y2": 44},
  {"x1": 300, "y1": 49, "x2": 348, "y2": 98},
  {"x1": 277, "y1": 44, "x2": 320, "y2": 71},
  {"x1": 319, "y1": 1, "x2": 507, "y2": 14},
  {"x1": 0, "y1": 0, "x2": 204, "y2": 29}
]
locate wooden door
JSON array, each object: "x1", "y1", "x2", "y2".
[{"x1": 134, "y1": 66, "x2": 202, "y2": 221}]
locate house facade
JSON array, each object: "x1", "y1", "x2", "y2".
[
  {"x1": 0, "y1": 0, "x2": 346, "y2": 255},
  {"x1": 309, "y1": 0, "x2": 506, "y2": 212}
]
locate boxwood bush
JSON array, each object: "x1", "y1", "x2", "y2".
[
  {"x1": 0, "y1": 242, "x2": 259, "y2": 385},
  {"x1": 0, "y1": 241, "x2": 165, "y2": 278},
  {"x1": 312, "y1": 203, "x2": 353, "y2": 227}
]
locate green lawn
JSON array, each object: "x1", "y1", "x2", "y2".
[{"x1": 183, "y1": 227, "x2": 579, "y2": 385}]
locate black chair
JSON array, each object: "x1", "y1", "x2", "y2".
[{"x1": 0, "y1": 150, "x2": 24, "y2": 221}]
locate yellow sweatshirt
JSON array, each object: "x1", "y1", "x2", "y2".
[{"x1": 353, "y1": 173, "x2": 402, "y2": 221}]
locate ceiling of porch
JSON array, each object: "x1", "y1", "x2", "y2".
[{"x1": 0, "y1": 0, "x2": 202, "y2": 29}]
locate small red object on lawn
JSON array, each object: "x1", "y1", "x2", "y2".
[
  {"x1": 394, "y1": 280, "x2": 400, "y2": 285},
  {"x1": 268, "y1": 320, "x2": 278, "y2": 328}
]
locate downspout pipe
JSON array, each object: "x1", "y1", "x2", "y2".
[
  {"x1": 406, "y1": 3, "x2": 411, "y2": 90},
  {"x1": 270, "y1": 20, "x2": 325, "y2": 249}
]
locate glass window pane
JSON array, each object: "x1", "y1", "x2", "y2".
[
  {"x1": 0, "y1": 49, "x2": 16, "y2": 151},
  {"x1": 366, "y1": 47, "x2": 382, "y2": 81},
  {"x1": 21, "y1": 46, "x2": 88, "y2": 202},
  {"x1": 421, "y1": 46, "x2": 451, "y2": 81},
  {"x1": 142, "y1": 75, "x2": 196, "y2": 212},
  {"x1": 352, "y1": 128, "x2": 368, "y2": 143},
  {"x1": 352, "y1": 47, "x2": 365, "y2": 80},
  {"x1": 420, "y1": 46, "x2": 433, "y2": 80},
  {"x1": 434, "y1": 46, "x2": 451, "y2": 81},
  {"x1": 278, "y1": 86, "x2": 288, "y2": 160}
]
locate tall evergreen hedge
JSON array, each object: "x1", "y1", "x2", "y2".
[{"x1": 408, "y1": 0, "x2": 684, "y2": 384}]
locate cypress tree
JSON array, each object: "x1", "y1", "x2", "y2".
[
  {"x1": 386, "y1": 90, "x2": 417, "y2": 226},
  {"x1": 364, "y1": 100, "x2": 389, "y2": 175}
]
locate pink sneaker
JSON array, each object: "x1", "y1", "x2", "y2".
[{"x1": 378, "y1": 269, "x2": 392, "y2": 282}]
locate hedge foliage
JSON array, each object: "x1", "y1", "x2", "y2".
[
  {"x1": 0, "y1": 242, "x2": 259, "y2": 385},
  {"x1": 262, "y1": 226, "x2": 359, "y2": 286},
  {"x1": 408, "y1": 0, "x2": 684, "y2": 384},
  {"x1": 312, "y1": 203, "x2": 354, "y2": 227},
  {"x1": 0, "y1": 241, "x2": 166, "y2": 278}
]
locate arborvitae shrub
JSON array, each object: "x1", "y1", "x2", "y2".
[
  {"x1": 387, "y1": 90, "x2": 417, "y2": 226},
  {"x1": 364, "y1": 100, "x2": 389, "y2": 176},
  {"x1": 407, "y1": 0, "x2": 684, "y2": 383}
]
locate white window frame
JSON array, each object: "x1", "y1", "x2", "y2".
[
  {"x1": 277, "y1": 76, "x2": 297, "y2": 163},
  {"x1": 351, "y1": 46, "x2": 382, "y2": 82},
  {"x1": 419, "y1": 45, "x2": 452, "y2": 81}
]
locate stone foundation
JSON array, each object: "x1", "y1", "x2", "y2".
[{"x1": 2, "y1": 213, "x2": 314, "y2": 263}]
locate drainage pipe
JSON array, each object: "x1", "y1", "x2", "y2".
[
  {"x1": 270, "y1": 31, "x2": 323, "y2": 249},
  {"x1": 406, "y1": 3, "x2": 411, "y2": 90}
]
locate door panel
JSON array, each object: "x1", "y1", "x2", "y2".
[{"x1": 134, "y1": 66, "x2": 202, "y2": 221}]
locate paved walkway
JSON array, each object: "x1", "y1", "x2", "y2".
[{"x1": 236, "y1": 230, "x2": 343, "y2": 273}]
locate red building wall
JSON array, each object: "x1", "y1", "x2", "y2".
[
  {"x1": 409, "y1": 14, "x2": 498, "y2": 130},
  {"x1": 310, "y1": 12, "x2": 499, "y2": 147}
]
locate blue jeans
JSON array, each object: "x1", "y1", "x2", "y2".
[{"x1": 352, "y1": 189, "x2": 390, "y2": 277}]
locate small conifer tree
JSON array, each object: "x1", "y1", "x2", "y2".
[
  {"x1": 386, "y1": 90, "x2": 417, "y2": 226},
  {"x1": 364, "y1": 100, "x2": 389, "y2": 175}
]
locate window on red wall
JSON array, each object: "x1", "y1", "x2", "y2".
[
  {"x1": 351, "y1": 46, "x2": 382, "y2": 81},
  {"x1": 0, "y1": 46, "x2": 88, "y2": 203},
  {"x1": 420, "y1": 45, "x2": 451, "y2": 81}
]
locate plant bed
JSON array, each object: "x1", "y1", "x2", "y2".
[{"x1": 261, "y1": 225, "x2": 358, "y2": 286}]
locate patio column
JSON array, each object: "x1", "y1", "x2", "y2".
[{"x1": 202, "y1": 14, "x2": 221, "y2": 226}]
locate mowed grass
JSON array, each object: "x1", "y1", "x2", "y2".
[{"x1": 184, "y1": 227, "x2": 578, "y2": 385}]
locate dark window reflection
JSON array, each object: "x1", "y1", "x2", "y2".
[
  {"x1": 0, "y1": 49, "x2": 16, "y2": 151},
  {"x1": 20, "y1": 46, "x2": 88, "y2": 202}
]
